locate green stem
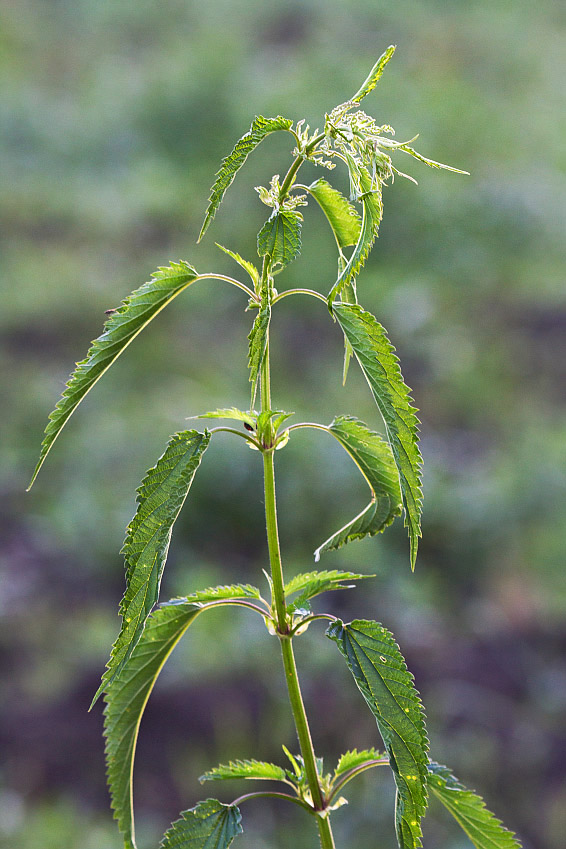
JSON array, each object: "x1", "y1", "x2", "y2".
[{"x1": 260, "y1": 287, "x2": 336, "y2": 849}]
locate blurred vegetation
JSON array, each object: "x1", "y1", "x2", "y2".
[{"x1": 1, "y1": 1, "x2": 566, "y2": 847}]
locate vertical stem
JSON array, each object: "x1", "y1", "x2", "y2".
[{"x1": 260, "y1": 304, "x2": 336, "y2": 849}]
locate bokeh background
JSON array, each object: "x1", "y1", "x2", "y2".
[{"x1": 2, "y1": 1, "x2": 566, "y2": 847}]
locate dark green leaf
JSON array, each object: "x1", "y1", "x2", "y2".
[
  {"x1": 328, "y1": 162, "x2": 382, "y2": 303},
  {"x1": 327, "y1": 619, "x2": 429, "y2": 849},
  {"x1": 428, "y1": 763, "x2": 522, "y2": 849},
  {"x1": 285, "y1": 569, "x2": 370, "y2": 612},
  {"x1": 351, "y1": 45, "x2": 397, "y2": 104},
  {"x1": 306, "y1": 178, "x2": 361, "y2": 249},
  {"x1": 215, "y1": 243, "x2": 260, "y2": 288},
  {"x1": 92, "y1": 430, "x2": 210, "y2": 707},
  {"x1": 160, "y1": 799, "x2": 243, "y2": 849},
  {"x1": 333, "y1": 305, "x2": 422, "y2": 569},
  {"x1": 200, "y1": 759, "x2": 287, "y2": 783},
  {"x1": 257, "y1": 210, "x2": 302, "y2": 270},
  {"x1": 29, "y1": 261, "x2": 200, "y2": 488},
  {"x1": 199, "y1": 115, "x2": 293, "y2": 241},
  {"x1": 333, "y1": 748, "x2": 386, "y2": 782},
  {"x1": 247, "y1": 300, "x2": 270, "y2": 408},
  {"x1": 105, "y1": 601, "x2": 205, "y2": 848},
  {"x1": 315, "y1": 416, "x2": 402, "y2": 561}
]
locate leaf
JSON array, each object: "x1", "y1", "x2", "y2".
[
  {"x1": 105, "y1": 601, "x2": 205, "y2": 848},
  {"x1": 328, "y1": 162, "x2": 382, "y2": 304},
  {"x1": 257, "y1": 210, "x2": 302, "y2": 270},
  {"x1": 164, "y1": 583, "x2": 262, "y2": 607},
  {"x1": 91, "y1": 430, "x2": 210, "y2": 708},
  {"x1": 333, "y1": 748, "x2": 386, "y2": 782},
  {"x1": 29, "y1": 261, "x2": 200, "y2": 488},
  {"x1": 314, "y1": 416, "x2": 402, "y2": 561},
  {"x1": 284, "y1": 569, "x2": 370, "y2": 612},
  {"x1": 327, "y1": 619, "x2": 429, "y2": 849},
  {"x1": 195, "y1": 408, "x2": 256, "y2": 429},
  {"x1": 306, "y1": 178, "x2": 361, "y2": 249},
  {"x1": 351, "y1": 45, "x2": 397, "y2": 104},
  {"x1": 333, "y1": 304, "x2": 423, "y2": 569},
  {"x1": 200, "y1": 759, "x2": 287, "y2": 783},
  {"x1": 199, "y1": 115, "x2": 293, "y2": 241},
  {"x1": 160, "y1": 799, "x2": 243, "y2": 849},
  {"x1": 216, "y1": 243, "x2": 260, "y2": 288},
  {"x1": 247, "y1": 299, "x2": 271, "y2": 408},
  {"x1": 428, "y1": 762, "x2": 522, "y2": 849},
  {"x1": 399, "y1": 146, "x2": 470, "y2": 175}
]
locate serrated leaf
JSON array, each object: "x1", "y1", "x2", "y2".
[
  {"x1": 216, "y1": 243, "x2": 260, "y2": 288},
  {"x1": 105, "y1": 601, "x2": 205, "y2": 848},
  {"x1": 328, "y1": 162, "x2": 382, "y2": 303},
  {"x1": 247, "y1": 300, "x2": 270, "y2": 408},
  {"x1": 91, "y1": 430, "x2": 210, "y2": 708},
  {"x1": 29, "y1": 261, "x2": 200, "y2": 488},
  {"x1": 200, "y1": 759, "x2": 287, "y2": 783},
  {"x1": 306, "y1": 178, "x2": 361, "y2": 249},
  {"x1": 160, "y1": 799, "x2": 243, "y2": 849},
  {"x1": 428, "y1": 762, "x2": 522, "y2": 849},
  {"x1": 257, "y1": 210, "x2": 302, "y2": 270},
  {"x1": 195, "y1": 408, "x2": 256, "y2": 428},
  {"x1": 333, "y1": 304, "x2": 423, "y2": 569},
  {"x1": 333, "y1": 748, "x2": 386, "y2": 782},
  {"x1": 351, "y1": 45, "x2": 397, "y2": 104},
  {"x1": 199, "y1": 115, "x2": 293, "y2": 241},
  {"x1": 315, "y1": 416, "x2": 402, "y2": 561},
  {"x1": 327, "y1": 619, "x2": 429, "y2": 849},
  {"x1": 164, "y1": 583, "x2": 261, "y2": 607},
  {"x1": 285, "y1": 569, "x2": 369, "y2": 612},
  {"x1": 399, "y1": 146, "x2": 470, "y2": 175}
]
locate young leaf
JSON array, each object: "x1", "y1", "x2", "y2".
[
  {"x1": 327, "y1": 619, "x2": 429, "y2": 849},
  {"x1": 195, "y1": 408, "x2": 256, "y2": 429},
  {"x1": 247, "y1": 299, "x2": 271, "y2": 408},
  {"x1": 398, "y1": 145, "x2": 470, "y2": 175},
  {"x1": 428, "y1": 762, "x2": 522, "y2": 849},
  {"x1": 351, "y1": 45, "x2": 396, "y2": 104},
  {"x1": 215, "y1": 243, "x2": 260, "y2": 289},
  {"x1": 328, "y1": 162, "x2": 383, "y2": 304},
  {"x1": 333, "y1": 304, "x2": 423, "y2": 569},
  {"x1": 91, "y1": 430, "x2": 210, "y2": 707},
  {"x1": 105, "y1": 601, "x2": 205, "y2": 848},
  {"x1": 257, "y1": 210, "x2": 302, "y2": 270},
  {"x1": 314, "y1": 416, "x2": 402, "y2": 561},
  {"x1": 160, "y1": 799, "x2": 243, "y2": 849},
  {"x1": 285, "y1": 569, "x2": 370, "y2": 612},
  {"x1": 199, "y1": 115, "x2": 293, "y2": 241},
  {"x1": 306, "y1": 178, "x2": 361, "y2": 250},
  {"x1": 29, "y1": 261, "x2": 200, "y2": 488},
  {"x1": 333, "y1": 748, "x2": 386, "y2": 782},
  {"x1": 164, "y1": 583, "x2": 262, "y2": 606},
  {"x1": 200, "y1": 759, "x2": 287, "y2": 783}
]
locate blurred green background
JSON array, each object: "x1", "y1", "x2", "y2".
[{"x1": 2, "y1": 1, "x2": 565, "y2": 847}]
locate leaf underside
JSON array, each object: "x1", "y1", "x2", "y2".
[
  {"x1": 200, "y1": 759, "x2": 287, "y2": 783},
  {"x1": 199, "y1": 115, "x2": 293, "y2": 241},
  {"x1": 328, "y1": 162, "x2": 383, "y2": 303},
  {"x1": 160, "y1": 799, "x2": 243, "y2": 849},
  {"x1": 257, "y1": 210, "x2": 302, "y2": 270},
  {"x1": 333, "y1": 747, "x2": 385, "y2": 782},
  {"x1": 285, "y1": 569, "x2": 370, "y2": 612},
  {"x1": 428, "y1": 762, "x2": 522, "y2": 849},
  {"x1": 315, "y1": 416, "x2": 402, "y2": 561},
  {"x1": 327, "y1": 619, "x2": 429, "y2": 849},
  {"x1": 29, "y1": 261, "x2": 200, "y2": 488},
  {"x1": 306, "y1": 178, "x2": 361, "y2": 250},
  {"x1": 92, "y1": 430, "x2": 210, "y2": 707},
  {"x1": 105, "y1": 601, "x2": 204, "y2": 849},
  {"x1": 333, "y1": 304, "x2": 423, "y2": 568}
]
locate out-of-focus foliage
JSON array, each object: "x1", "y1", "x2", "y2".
[{"x1": 1, "y1": 1, "x2": 565, "y2": 848}]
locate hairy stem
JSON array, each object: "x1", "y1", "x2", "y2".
[{"x1": 260, "y1": 286, "x2": 336, "y2": 849}]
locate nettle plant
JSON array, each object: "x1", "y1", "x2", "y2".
[{"x1": 31, "y1": 47, "x2": 521, "y2": 849}]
